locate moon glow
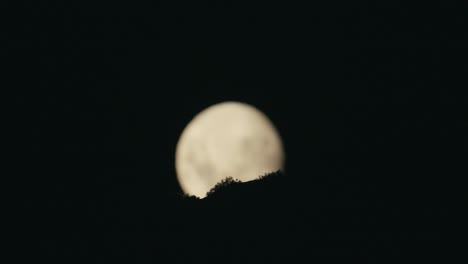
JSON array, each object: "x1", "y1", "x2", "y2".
[{"x1": 175, "y1": 101, "x2": 285, "y2": 198}]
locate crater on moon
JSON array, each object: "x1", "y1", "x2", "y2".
[{"x1": 175, "y1": 101, "x2": 285, "y2": 197}]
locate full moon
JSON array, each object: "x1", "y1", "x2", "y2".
[{"x1": 175, "y1": 101, "x2": 285, "y2": 198}]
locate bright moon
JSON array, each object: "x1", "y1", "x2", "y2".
[{"x1": 175, "y1": 101, "x2": 285, "y2": 198}]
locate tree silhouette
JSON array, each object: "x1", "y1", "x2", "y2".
[
  {"x1": 256, "y1": 170, "x2": 283, "y2": 180},
  {"x1": 180, "y1": 193, "x2": 200, "y2": 201},
  {"x1": 205, "y1": 177, "x2": 241, "y2": 197}
]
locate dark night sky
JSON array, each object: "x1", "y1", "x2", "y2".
[{"x1": 10, "y1": 1, "x2": 466, "y2": 262}]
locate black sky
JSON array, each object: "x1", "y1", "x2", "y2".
[{"x1": 10, "y1": 1, "x2": 466, "y2": 263}]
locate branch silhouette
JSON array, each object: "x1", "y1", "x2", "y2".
[{"x1": 205, "y1": 176, "x2": 241, "y2": 197}]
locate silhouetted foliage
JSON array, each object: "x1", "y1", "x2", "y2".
[
  {"x1": 256, "y1": 170, "x2": 283, "y2": 180},
  {"x1": 180, "y1": 193, "x2": 200, "y2": 201},
  {"x1": 205, "y1": 177, "x2": 241, "y2": 197}
]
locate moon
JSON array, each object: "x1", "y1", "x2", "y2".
[{"x1": 175, "y1": 101, "x2": 285, "y2": 198}]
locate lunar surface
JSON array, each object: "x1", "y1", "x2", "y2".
[{"x1": 175, "y1": 101, "x2": 285, "y2": 198}]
